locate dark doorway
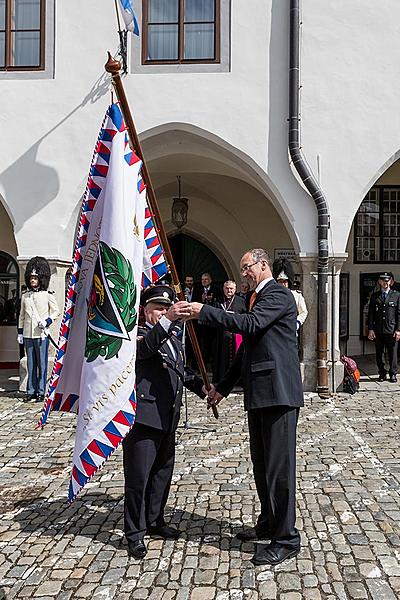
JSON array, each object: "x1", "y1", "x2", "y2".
[{"x1": 169, "y1": 234, "x2": 228, "y2": 285}]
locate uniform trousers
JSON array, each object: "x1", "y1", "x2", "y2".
[
  {"x1": 248, "y1": 405, "x2": 300, "y2": 548},
  {"x1": 122, "y1": 422, "x2": 175, "y2": 543},
  {"x1": 24, "y1": 337, "x2": 49, "y2": 395},
  {"x1": 375, "y1": 334, "x2": 398, "y2": 376}
]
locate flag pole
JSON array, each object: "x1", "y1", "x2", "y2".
[
  {"x1": 105, "y1": 53, "x2": 219, "y2": 420},
  {"x1": 114, "y1": 0, "x2": 122, "y2": 32}
]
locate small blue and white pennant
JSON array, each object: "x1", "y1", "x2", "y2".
[{"x1": 118, "y1": 0, "x2": 140, "y2": 35}]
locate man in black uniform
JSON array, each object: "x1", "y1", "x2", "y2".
[
  {"x1": 123, "y1": 285, "x2": 206, "y2": 559},
  {"x1": 368, "y1": 272, "x2": 400, "y2": 382}
]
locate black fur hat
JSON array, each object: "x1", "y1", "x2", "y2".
[
  {"x1": 25, "y1": 256, "x2": 51, "y2": 291},
  {"x1": 272, "y1": 258, "x2": 295, "y2": 289}
]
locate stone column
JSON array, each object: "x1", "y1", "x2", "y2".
[
  {"x1": 297, "y1": 254, "x2": 348, "y2": 394},
  {"x1": 327, "y1": 255, "x2": 348, "y2": 392},
  {"x1": 17, "y1": 257, "x2": 71, "y2": 393},
  {"x1": 297, "y1": 255, "x2": 318, "y2": 392}
]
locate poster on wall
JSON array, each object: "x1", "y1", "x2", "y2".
[{"x1": 359, "y1": 272, "x2": 381, "y2": 339}]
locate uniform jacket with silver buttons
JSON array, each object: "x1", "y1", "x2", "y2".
[
  {"x1": 18, "y1": 290, "x2": 60, "y2": 338},
  {"x1": 135, "y1": 322, "x2": 205, "y2": 431},
  {"x1": 367, "y1": 289, "x2": 400, "y2": 335}
]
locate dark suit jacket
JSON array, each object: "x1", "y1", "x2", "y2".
[
  {"x1": 367, "y1": 289, "x2": 400, "y2": 335},
  {"x1": 199, "y1": 279, "x2": 304, "y2": 410},
  {"x1": 192, "y1": 283, "x2": 222, "y2": 305},
  {"x1": 135, "y1": 321, "x2": 205, "y2": 431}
]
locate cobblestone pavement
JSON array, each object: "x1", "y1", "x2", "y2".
[{"x1": 0, "y1": 373, "x2": 400, "y2": 599}]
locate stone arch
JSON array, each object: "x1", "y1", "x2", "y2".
[
  {"x1": 140, "y1": 122, "x2": 300, "y2": 253},
  {"x1": 0, "y1": 193, "x2": 18, "y2": 257},
  {"x1": 168, "y1": 229, "x2": 232, "y2": 284}
]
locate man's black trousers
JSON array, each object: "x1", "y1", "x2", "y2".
[
  {"x1": 375, "y1": 333, "x2": 398, "y2": 376},
  {"x1": 122, "y1": 423, "x2": 175, "y2": 542},
  {"x1": 248, "y1": 405, "x2": 300, "y2": 549}
]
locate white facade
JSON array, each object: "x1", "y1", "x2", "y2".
[{"x1": 1, "y1": 1, "x2": 400, "y2": 387}]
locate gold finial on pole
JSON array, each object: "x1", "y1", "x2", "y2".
[{"x1": 105, "y1": 52, "x2": 122, "y2": 75}]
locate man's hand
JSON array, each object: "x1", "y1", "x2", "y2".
[
  {"x1": 202, "y1": 383, "x2": 224, "y2": 409},
  {"x1": 368, "y1": 330, "x2": 376, "y2": 341},
  {"x1": 394, "y1": 330, "x2": 400, "y2": 342},
  {"x1": 187, "y1": 302, "x2": 204, "y2": 320},
  {"x1": 202, "y1": 383, "x2": 216, "y2": 399},
  {"x1": 166, "y1": 301, "x2": 192, "y2": 321},
  {"x1": 17, "y1": 334, "x2": 23, "y2": 345},
  {"x1": 38, "y1": 318, "x2": 48, "y2": 329}
]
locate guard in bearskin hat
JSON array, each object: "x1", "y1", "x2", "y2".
[
  {"x1": 273, "y1": 258, "x2": 308, "y2": 332},
  {"x1": 18, "y1": 257, "x2": 60, "y2": 401},
  {"x1": 122, "y1": 284, "x2": 207, "y2": 560}
]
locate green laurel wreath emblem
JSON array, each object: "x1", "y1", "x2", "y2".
[{"x1": 85, "y1": 242, "x2": 137, "y2": 363}]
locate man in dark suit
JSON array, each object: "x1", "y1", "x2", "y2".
[
  {"x1": 189, "y1": 249, "x2": 303, "y2": 566},
  {"x1": 367, "y1": 271, "x2": 400, "y2": 382},
  {"x1": 192, "y1": 272, "x2": 222, "y2": 305},
  {"x1": 192, "y1": 273, "x2": 222, "y2": 369},
  {"x1": 123, "y1": 285, "x2": 206, "y2": 559}
]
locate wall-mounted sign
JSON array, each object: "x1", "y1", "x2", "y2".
[{"x1": 274, "y1": 248, "x2": 296, "y2": 261}]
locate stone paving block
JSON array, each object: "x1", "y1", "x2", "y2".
[
  {"x1": 366, "y1": 579, "x2": 398, "y2": 600},
  {"x1": 189, "y1": 588, "x2": 216, "y2": 600},
  {"x1": 1, "y1": 391, "x2": 400, "y2": 598}
]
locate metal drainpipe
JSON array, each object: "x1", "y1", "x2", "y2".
[{"x1": 288, "y1": 0, "x2": 330, "y2": 395}]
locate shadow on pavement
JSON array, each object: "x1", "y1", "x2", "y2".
[{"x1": 12, "y1": 491, "x2": 249, "y2": 552}]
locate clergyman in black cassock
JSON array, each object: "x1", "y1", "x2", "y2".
[{"x1": 212, "y1": 280, "x2": 246, "y2": 381}]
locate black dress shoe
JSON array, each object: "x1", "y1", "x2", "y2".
[
  {"x1": 236, "y1": 527, "x2": 270, "y2": 542},
  {"x1": 252, "y1": 543, "x2": 300, "y2": 566},
  {"x1": 128, "y1": 540, "x2": 147, "y2": 559},
  {"x1": 147, "y1": 525, "x2": 180, "y2": 539},
  {"x1": 378, "y1": 374, "x2": 387, "y2": 382},
  {"x1": 389, "y1": 375, "x2": 397, "y2": 383},
  {"x1": 27, "y1": 393, "x2": 37, "y2": 401}
]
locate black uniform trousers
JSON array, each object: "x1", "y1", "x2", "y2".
[
  {"x1": 248, "y1": 405, "x2": 300, "y2": 549},
  {"x1": 122, "y1": 422, "x2": 175, "y2": 542},
  {"x1": 375, "y1": 334, "x2": 398, "y2": 376}
]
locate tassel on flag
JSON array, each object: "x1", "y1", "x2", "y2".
[{"x1": 118, "y1": 0, "x2": 140, "y2": 35}]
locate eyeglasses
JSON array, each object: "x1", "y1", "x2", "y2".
[{"x1": 240, "y1": 261, "x2": 259, "y2": 274}]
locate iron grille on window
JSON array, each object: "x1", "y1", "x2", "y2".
[
  {"x1": 0, "y1": 0, "x2": 44, "y2": 70},
  {"x1": 143, "y1": 0, "x2": 220, "y2": 64}
]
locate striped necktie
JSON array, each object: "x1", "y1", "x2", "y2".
[{"x1": 249, "y1": 291, "x2": 257, "y2": 311}]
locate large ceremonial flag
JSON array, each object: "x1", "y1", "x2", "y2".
[{"x1": 40, "y1": 103, "x2": 165, "y2": 501}]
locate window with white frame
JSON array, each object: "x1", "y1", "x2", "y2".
[
  {"x1": 142, "y1": 0, "x2": 220, "y2": 64},
  {"x1": 355, "y1": 187, "x2": 400, "y2": 263},
  {"x1": 0, "y1": 0, "x2": 45, "y2": 71}
]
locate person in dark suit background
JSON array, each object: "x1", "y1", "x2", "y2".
[
  {"x1": 237, "y1": 280, "x2": 250, "y2": 302},
  {"x1": 123, "y1": 285, "x2": 206, "y2": 559},
  {"x1": 213, "y1": 280, "x2": 246, "y2": 381},
  {"x1": 367, "y1": 271, "x2": 400, "y2": 382},
  {"x1": 192, "y1": 272, "x2": 222, "y2": 370},
  {"x1": 189, "y1": 248, "x2": 303, "y2": 566},
  {"x1": 192, "y1": 272, "x2": 222, "y2": 305}
]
